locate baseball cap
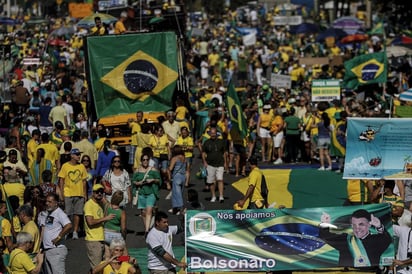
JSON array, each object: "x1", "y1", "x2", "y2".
[
  {"x1": 60, "y1": 130, "x2": 70, "y2": 136},
  {"x1": 70, "y1": 148, "x2": 82, "y2": 155},
  {"x1": 92, "y1": 184, "x2": 104, "y2": 191}
]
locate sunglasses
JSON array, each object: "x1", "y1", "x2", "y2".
[
  {"x1": 94, "y1": 189, "x2": 104, "y2": 194},
  {"x1": 113, "y1": 160, "x2": 121, "y2": 163},
  {"x1": 142, "y1": 158, "x2": 149, "y2": 161}
]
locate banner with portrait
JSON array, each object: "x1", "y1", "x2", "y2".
[
  {"x1": 343, "y1": 117, "x2": 412, "y2": 179},
  {"x1": 186, "y1": 203, "x2": 394, "y2": 272}
]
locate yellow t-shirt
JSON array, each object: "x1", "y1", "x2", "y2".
[
  {"x1": 37, "y1": 142, "x2": 59, "y2": 167},
  {"x1": 249, "y1": 167, "x2": 264, "y2": 203},
  {"x1": 9, "y1": 248, "x2": 35, "y2": 273},
  {"x1": 176, "y1": 136, "x2": 194, "y2": 158},
  {"x1": 259, "y1": 112, "x2": 272, "y2": 128},
  {"x1": 100, "y1": 261, "x2": 132, "y2": 274},
  {"x1": 149, "y1": 135, "x2": 169, "y2": 157},
  {"x1": 22, "y1": 220, "x2": 40, "y2": 253},
  {"x1": 94, "y1": 137, "x2": 106, "y2": 152},
  {"x1": 58, "y1": 162, "x2": 87, "y2": 197},
  {"x1": 130, "y1": 122, "x2": 141, "y2": 146},
  {"x1": 2, "y1": 183, "x2": 25, "y2": 206},
  {"x1": 175, "y1": 106, "x2": 189, "y2": 121},
  {"x1": 114, "y1": 21, "x2": 126, "y2": 34},
  {"x1": 1, "y1": 218, "x2": 12, "y2": 253},
  {"x1": 84, "y1": 199, "x2": 104, "y2": 241},
  {"x1": 27, "y1": 139, "x2": 38, "y2": 169}
]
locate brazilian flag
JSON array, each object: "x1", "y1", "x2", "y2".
[
  {"x1": 86, "y1": 32, "x2": 178, "y2": 118},
  {"x1": 343, "y1": 52, "x2": 387, "y2": 90},
  {"x1": 225, "y1": 81, "x2": 248, "y2": 139}
]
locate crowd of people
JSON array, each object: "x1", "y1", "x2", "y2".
[{"x1": 0, "y1": 0, "x2": 410, "y2": 273}]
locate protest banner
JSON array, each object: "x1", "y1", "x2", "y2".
[
  {"x1": 186, "y1": 203, "x2": 393, "y2": 272},
  {"x1": 344, "y1": 117, "x2": 412, "y2": 179},
  {"x1": 311, "y1": 80, "x2": 341, "y2": 101},
  {"x1": 270, "y1": 74, "x2": 291, "y2": 89}
]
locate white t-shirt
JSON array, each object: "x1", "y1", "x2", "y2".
[
  {"x1": 38, "y1": 207, "x2": 71, "y2": 249},
  {"x1": 146, "y1": 225, "x2": 178, "y2": 270}
]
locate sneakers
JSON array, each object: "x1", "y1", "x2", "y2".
[
  {"x1": 318, "y1": 166, "x2": 325, "y2": 171},
  {"x1": 273, "y1": 158, "x2": 283, "y2": 165},
  {"x1": 325, "y1": 166, "x2": 332, "y2": 171},
  {"x1": 72, "y1": 231, "x2": 79, "y2": 240},
  {"x1": 210, "y1": 196, "x2": 216, "y2": 202},
  {"x1": 219, "y1": 197, "x2": 224, "y2": 203}
]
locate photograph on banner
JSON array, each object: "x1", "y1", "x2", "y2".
[
  {"x1": 186, "y1": 203, "x2": 394, "y2": 272},
  {"x1": 311, "y1": 80, "x2": 341, "y2": 102},
  {"x1": 343, "y1": 117, "x2": 412, "y2": 179}
]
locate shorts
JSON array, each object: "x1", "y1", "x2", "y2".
[
  {"x1": 233, "y1": 144, "x2": 246, "y2": 155},
  {"x1": 259, "y1": 127, "x2": 271, "y2": 138},
  {"x1": 86, "y1": 241, "x2": 105, "y2": 269},
  {"x1": 272, "y1": 131, "x2": 284, "y2": 148},
  {"x1": 104, "y1": 230, "x2": 122, "y2": 245},
  {"x1": 206, "y1": 165, "x2": 224, "y2": 184},
  {"x1": 64, "y1": 196, "x2": 84, "y2": 216},
  {"x1": 154, "y1": 157, "x2": 169, "y2": 171},
  {"x1": 137, "y1": 193, "x2": 157, "y2": 209},
  {"x1": 317, "y1": 137, "x2": 331, "y2": 149}
]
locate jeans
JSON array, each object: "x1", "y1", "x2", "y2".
[
  {"x1": 44, "y1": 245, "x2": 68, "y2": 274},
  {"x1": 171, "y1": 173, "x2": 185, "y2": 208}
]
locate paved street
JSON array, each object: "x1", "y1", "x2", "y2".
[{"x1": 66, "y1": 148, "x2": 244, "y2": 273}]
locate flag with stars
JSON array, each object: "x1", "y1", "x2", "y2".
[{"x1": 86, "y1": 32, "x2": 178, "y2": 118}]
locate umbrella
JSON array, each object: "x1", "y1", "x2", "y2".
[
  {"x1": 289, "y1": 22, "x2": 319, "y2": 34},
  {"x1": 48, "y1": 38, "x2": 68, "y2": 47},
  {"x1": 333, "y1": 16, "x2": 364, "y2": 35},
  {"x1": 340, "y1": 33, "x2": 368, "y2": 44},
  {"x1": 399, "y1": 90, "x2": 412, "y2": 102},
  {"x1": 49, "y1": 26, "x2": 76, "y2": 37},
  {"x1": 0, "y1": 16, "x2": 16, "y2": 25},
  {"x1": 76, "y1": 13, "x2": 118, "y2": 29},
  {"x1": 386, "y1": 45, "x2": 412, "y2": 58},
  {"x1": 316, "y1": 27, "x2": 347, "y2": 42}
]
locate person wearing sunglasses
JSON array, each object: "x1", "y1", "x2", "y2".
[
  {"x1": 131, "y1": 153, "x2": 162, "y2": 237},
  {"x1": 84, "y1": 184, "x2": 116, "y2": 271},
  {"x1": 101, "y1": 156, "x2": 131, "y2": 207}
]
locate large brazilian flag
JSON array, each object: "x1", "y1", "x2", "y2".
[{"x1": 86, "y1": 32, "x2": 178, "y2": 118}]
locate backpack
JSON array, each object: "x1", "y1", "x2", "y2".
[{"x1": 260, "y1": 174, "x2": 269, "y2": 208}]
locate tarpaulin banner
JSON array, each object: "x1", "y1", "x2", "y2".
[
  {"x1": 343, "y1": 117, "x2": 412, "y2": 179},
  {"x1": 186, "y1": 203, "x2": 394, "y2": 272}
]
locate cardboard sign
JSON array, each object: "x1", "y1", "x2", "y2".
[
  {"x1": 299, "y1": 57, "x2": 329, "y2": 67},
  {"x1": 273, "y1": 16, "x2": 302, "y2": 26},
  {"x1": 69, "y1": 3, "x2": 93, "y2": 18},
  {"x1": 270, "y1": 74, "x2": 291, "y2": 89}
]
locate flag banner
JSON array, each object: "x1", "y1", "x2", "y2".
[
  {"x1": 368, "y1": 21, "x2": 384, "y2": 35},
  {"x1": 344, "y1": 117, "x2": 412, "y2": 179},
  {"x1": 186, "y1": 203, "x2": 394, "y2": 272},
  {"x1": 343, "y1": 52, "x2": 387, "y2": 90},
  {"x1": 226, "y1": 81, "x2": 248, "y2": 139},
  {"x1": 242, "y1": 32, "x2": 256, "y2": 46},
  {"x1": 232, "y1": 168, "x2": 347, "y2": 209},
  {"x1": 86, "y1": 32, "x2": 178, "y2": 118}
]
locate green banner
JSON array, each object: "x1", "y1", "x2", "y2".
[
  {"x1": 186, "y1": 204, "x2": 394, "y2": 272},
  {"x1": 86, "y1": 32, "x2": 178, "y2": 118}
]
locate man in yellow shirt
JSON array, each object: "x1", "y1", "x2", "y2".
[
  {"x1": 114, "y1": 11, "x2": 127, "y2": 34},
  {"x1": 26, "y1": 129, "x2": 40, "y2": 170},
  {"x1": 84, "y1": 184, "x2": 115, "y2": 270},
  {"x1": 90, "y1": 16, "x2": 106, "y2": 36},
  {"x1": 236, "y1": 156, "x2": 266, "y2": 209},
  {"x1": 18, "y1": 204, "x2": 40, "y2": 254},
  {"x1": 58, "y1": 148, "x2": 87, "y2": 240}
]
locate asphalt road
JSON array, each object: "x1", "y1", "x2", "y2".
[{"x1": 66, "y1": 149, "x2": 244, "y2": 273}]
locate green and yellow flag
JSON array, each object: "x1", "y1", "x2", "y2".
[
  {"x1": 225, "y1": 81, "x2": 248, "y2": 138},
  {"x1": 343, "y1": 52, "x2": 387, "y2": 90},
  {"x1": 86, "y1": 32, "x2": 179, "y2": 118}
]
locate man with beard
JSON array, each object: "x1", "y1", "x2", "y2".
[
  {"x1": 84, "y1": 184, "x2": 115, "y2": 270},
  {"x1": 38, "y1": 193, "x2": 72, "y2": 274}
]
